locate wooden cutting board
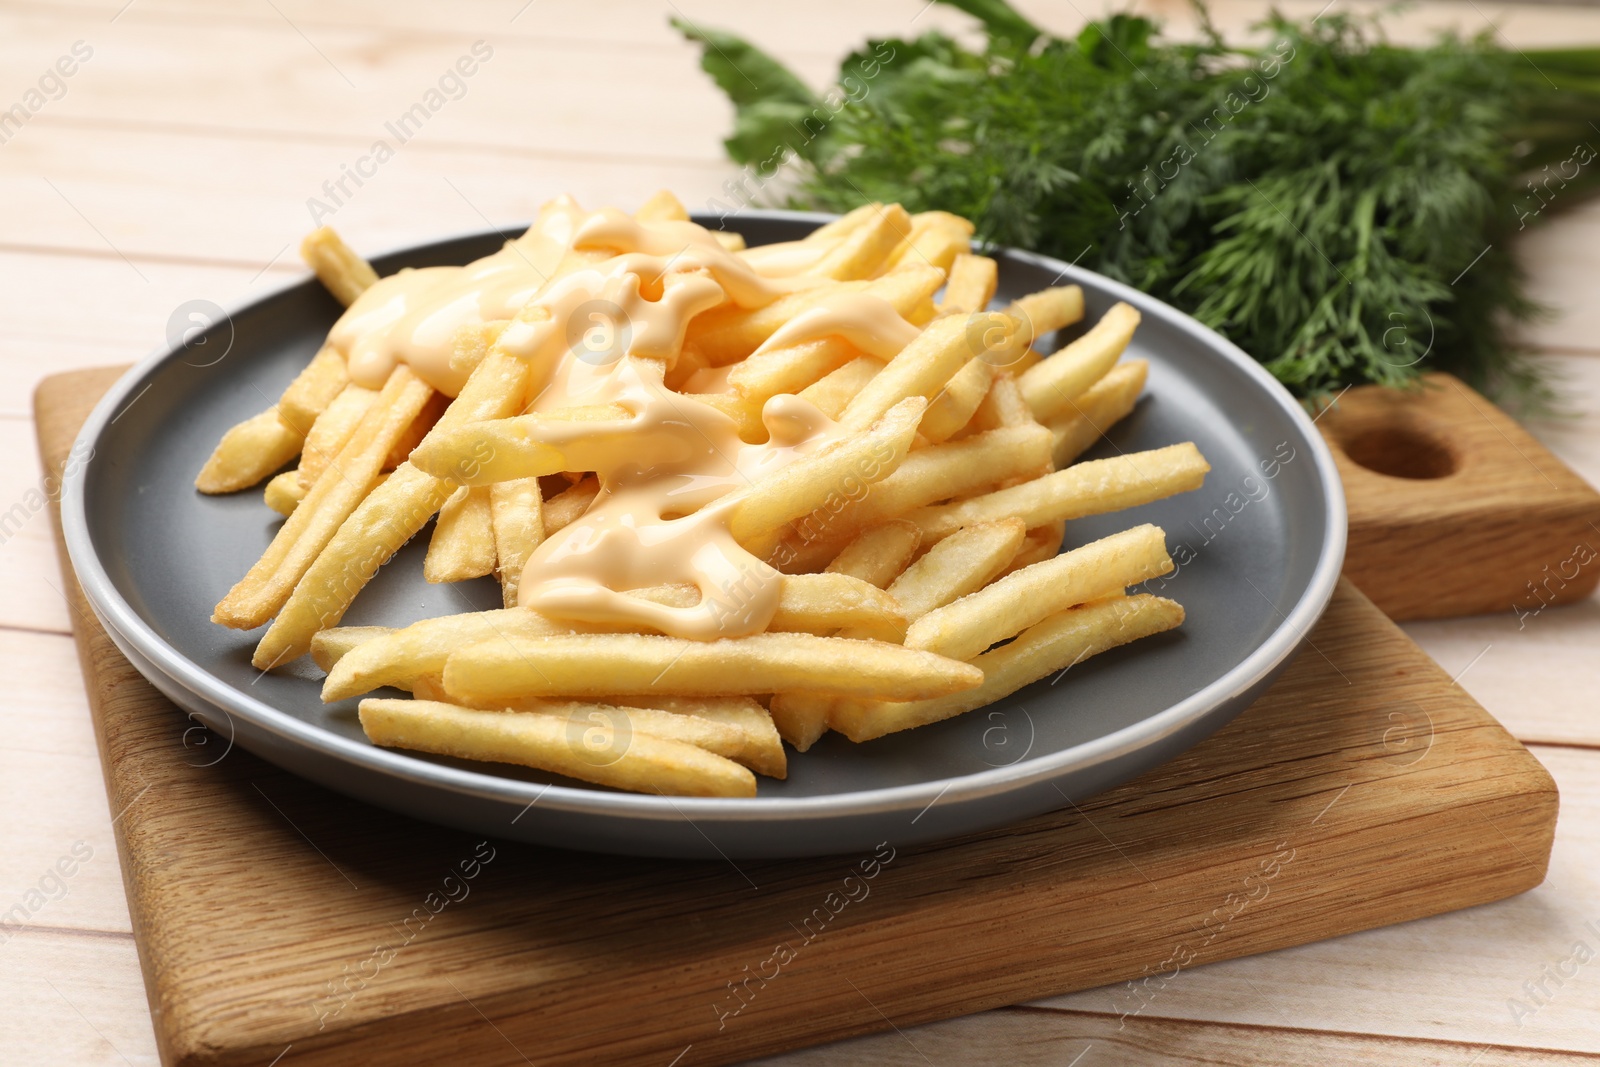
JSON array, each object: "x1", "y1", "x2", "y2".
[
  {"x1": 1316, "y1": 372, "x2": 1600, "y2": 620},
  {"x1": 38, "y1": 367, "x2": 1558, "y2": 1067}
]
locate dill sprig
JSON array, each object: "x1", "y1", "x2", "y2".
[{"x1": 675, "y1": 4, "x2": 1600, "y2": 404}]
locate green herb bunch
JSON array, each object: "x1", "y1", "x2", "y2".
[{"x1": 675, "y1": 2, "x2": 1600, "y2": 402}]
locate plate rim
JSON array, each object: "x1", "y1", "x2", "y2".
[{"x1": 59, "y1": 210, "x2": 1348, "y2": 824}]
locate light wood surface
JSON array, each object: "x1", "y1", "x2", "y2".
[
  {"x1": 1319, "y1": 372, "x2": 1600, "y2": 619},
  {"x1": 4, "y1": 1, "x2": 1600, "y2": 1064},
  {"x1": 31, "y1": 369, "x2": 1564, "y2": 1065}
]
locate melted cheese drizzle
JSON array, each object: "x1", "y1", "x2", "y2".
[{"x1": 323, "y1": 198, "x2": 920, "y2": 639}]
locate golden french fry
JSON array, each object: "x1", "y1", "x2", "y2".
[
  {"x1": 414, "y1": 689, "x2": 756, "y2": 769},
  {"x1": 939, "y1": 254, "x2": 998, "y2": 314},
  {"x1": 794, "y1": 519, "x2": 1026, "y2": 746},
  {"x1": 385, "y1": 391, "x2": 448, "y2": 469},
  {"x1": 839, "y1": 312, "x2": 1006, "y2": 431},
  {"x1": 195, "y1": 406, "x2": 303, "y2": 494},
  {"x1": 833, "y1": 424, "x2": 1053, "y2": 532},
  {"x1": 777, "y1": 483, "x2": 1011, "y2": 751},
  {"x1": 805, "y1": 203, "x2": 881, "y2": 244},
  {"x1": 489, "y1": 476, "x2": 544, "y2": 608},
  {"x1": 359, "y1": 699, "x2": 757, "y2": 798},
  {"x1": 442, "y1": 631, "x2": 983, "y2": 704},
  {"x1": 1021, "y1": 302, "x2": 1141, "y2": 421},
  {"x1": 298, "y1": 384, "x2": 377, "y2": 489},
  {"x1": 811, "y1": 203, "x2": 912, "y2": 280},
  {"x1": 449, "y1": 320, "x2": 509, "y2": 379},
  {"x1": 995, "y1": 286, "x2": 1085, "y2": 373},
  {"x1": 825, "y1": 520, "x2": 922, "y2": 588},
  {"x1": 770, "y1": 418, "x2": 1052, "y2": 576},
  {"x1": 408, "y1": 679, "x2": 782, "y2": 777},
  {"x1": 410, "y1": 403, "x2": 631, "y2": 486},
  {"x1": 1002, "y1": 522, "x2": 1065, "y2": 575},
  {"x1": 252, "y1": 344, "x2": 542, "y2": 668},
  {"x1": 727, "y1": 396, "x2": 925, "y2": 552},
  {"x1": 321, "y1": 608, "x2": 572, "y2": 701},
  {"x1": 279, "y1": 346, "x2": 352, "y2": 434},
  {"x1": 214, "y1": 366, "x2": 434, "y2": 630},
  {"x1": 553, "y1": 703, "x2": 749, "y2": 764},
  {"x1": 908, "y1": 443, "x2": 1210, "y2": 542},
  {"x1": 252, "y1": 466, "x2": 450, "y2": 667},
  {"x1": 920, "y1": 358, "x2": 993, "y2": 443},
  {"x1": 300, "y1": 228, "x2": 379, "y2": 307},
  {"x1": 310, "y1": 625, "x2": 394, "y2": 674},
  {"x1": 769, "y1": 572, "x2": 909, "y2": 642},
  {"x1": 425, "y1": 485, "x2": 496, "y2": 583},
  {"x1": 629, "y1": 696, "x2": 786, "y2": 778},
  {"x1": 971, "y1": 374, "x2": 1035, "y2": 432},
  {"x1": 768, "y1": 692, "x2": 836, "y2": 752},
  {"x1": 920, "y1": 285, "x2": 1082, "y2": 440},
  {"x1": 1050, "y1": 360, "x2": 1148, "y2": 467},
  {"x1": 797, "y1": 356, "x2": 882, "y2": 419},
  {"x1": 264, "y1": 470, "x2": 306, "y2": 516},
  {"x1": 885, "y1": 518, "x2": 1026, "y2": 619},
  {"x1": 882, "y1": 211, "x2": 973, "y2": 274},
  {"x1": 686, "y1": 391, "x2": 767, "y2": 443},
  {"x1": 688, "y1": 266, "x2": 943, "y2": 365},
  {"x1": 728, "y1": 337, "x2": 861, "y2": 407},
  {"x1": 636, "y1": 189, "x2": 690, "y2": 222},
  {"x1": 714, "y1": 231, "x2": 747, "y2": 252},
  {"x1": 834, "y1": 595, "x2": 1185, "y2": 741},
  {"x1": 543, "y1": 475, "x2": 599, "y2": 534},
  {"x1": 908, "y1": 524, "x2": 1173, "y2": 661}
]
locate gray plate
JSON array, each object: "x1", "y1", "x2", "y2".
[{"x1": 60, "y1": 211, "x2": 1345, "y2": 859}]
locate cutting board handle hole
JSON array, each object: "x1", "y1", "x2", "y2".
[{"x1": 1336, "y1": 423, "x2": 1458, "y2": 480}]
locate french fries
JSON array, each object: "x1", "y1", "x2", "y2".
[
  {"x1": 906, "y1": 524, "x2": 1174, "y2": 660},
  {"x1": 425, "y1": 486, "x2": 496, "y2": 583},
  {"x1": 1049, "y1": 359, "x2": 1149, "y2": 466},
  {"x1": 444, "y1": 632, "x2": 982, "y2": 704},
  {"x1": 301, "y1": 228, "x2": 379, "y2": 307},
  {"x1": 1021, "y1": 301, "x2": 1140, "y2": 421},
  {"x1": 832, "y1": 595, "x2": 1185, "y2": 741},
  {"x1": 907, "y1": 443, "x2": 1210, "y2": 542},
  {"x1": 196, "y1": 407, "x2": 303, "y2": 494},
  {"x1": 825, "y1": 520, "x2": 922, "y2": 588},
  {"x1": 202, "y1": 194, "x2": 1209, "y2": 796},
  {"x1": 360, "y1": 699, "x2": 757, "y2": 798}
]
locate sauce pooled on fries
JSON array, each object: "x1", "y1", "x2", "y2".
[{"x1": 323, "y1": 199, "x2": 921, "y2": 639}]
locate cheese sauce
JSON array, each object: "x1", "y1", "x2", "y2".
[{"x1": 327, "y1": 198, "x2": 920, "y2": 639}]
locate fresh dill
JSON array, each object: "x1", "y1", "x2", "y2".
[{"x1": 676, "y1": 2, "x2": 1600, "y2": 403}]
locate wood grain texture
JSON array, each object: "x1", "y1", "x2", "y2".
[
  {"x1": 1319, "y1": 372, "x2": 1600, "y2": 620},
  {"x1": 38, "y1": 367, "x2": 1558, "y2": 1067},
  {"x1": 749, "y1": 1005, "x2": 1600, "y2": 1066}
]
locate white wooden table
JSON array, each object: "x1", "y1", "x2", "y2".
[{"x1": 1, "y1": 2, "x2": 1596, "y2": 1063}]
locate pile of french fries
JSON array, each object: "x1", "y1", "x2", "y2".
[{"x1": 197, "y1": 191, "x2": 1208, "y2": 798}]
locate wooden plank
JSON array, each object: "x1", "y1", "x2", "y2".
[
  {"x1": 1405, "y1": 610, "x2": 1600, "y2": 747},
  {"x1": 750, "y1": 1005, "x2": 1600, "y2": 1066},
  {"x1": 1526, "y1": 352, "x2": 1600, "y2": 487},
  {"x1": 1513, "y1": 201, "x2": 1600, "y2": 356},
  {"x1": 0, "y1": 928, "x2": 158, "y2": 1067},
  {"x1": 31, "y1": 0, "x2": 1600, "y2": 55},
  {"x1": 6, "y1": 744, "x2": 1596, "y2": 1065},
  {"x1": 37, "y1": 367, "x2": 1559, "y2": 1067},
  {"x1": 5, "y1": 0, "x2": 982, "y2": 59},
  {"x1": 0, "y1": 627, "x2": 139, "y2": 935},
  {"x1": 0, "y1": 123, "x2": 730, "y2": 265},
  {"x1": 1036, "y1": 744, "x2": 1600, "y2": 1054},
  {"x1": 1318, "y1": 372, "x2": 1600, "y2": 619},
  {"x1": 0, "y1": 7, "x2": 753, "y2": 162},
  {"x1": 0, "y1": 416, "x2": 83, "y2": 632}
]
